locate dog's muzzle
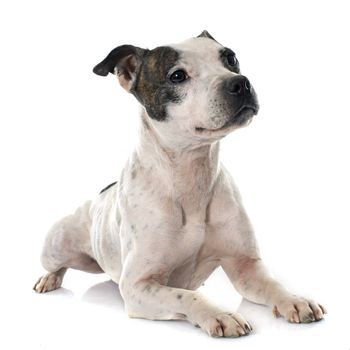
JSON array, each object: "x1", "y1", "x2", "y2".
[
  {"x1": 226, "y1": 75, "x2": 252, "y2": 97},
  {"x1": 225, "y1": 75, "x2": 259, "y2": 125}
]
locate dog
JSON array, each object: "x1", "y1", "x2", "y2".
[{"x1": 34, "y1": 31, "x2": 326, "y2": 337}]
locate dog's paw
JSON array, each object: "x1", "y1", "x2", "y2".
[
  {"x1": 195, "y1": 311, "x2": 253, "y2": 337},
  {"x1": 273, "y1": 296, "x2": 326, "y2": 323},
  {"x1": 33, "y1": 272, "x2": 64, "y2": 293}
]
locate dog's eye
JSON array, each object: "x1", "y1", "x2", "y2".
[
  {"x1": 170, "y1": 70, "x2": 188, "y2": 83},
  {"x1": 227, "y1": 53, "x2": 237, "y2": 66}
]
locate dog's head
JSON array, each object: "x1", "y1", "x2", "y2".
[{"x1": 94, "y1": 31, "x2": 259, "y2": 147}]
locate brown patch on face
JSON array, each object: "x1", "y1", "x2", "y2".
[{"x1": 131, "y1": 46, "x2": 183, "y2": 121}]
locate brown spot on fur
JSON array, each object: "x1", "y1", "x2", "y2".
[
  {"x1": 181, "y1": 206, "x2": 187, "y2": 226},
  {"x1": 142, "y1": 284, "x2": 152, "y2": 293},
  {"x1": 273, "y1": 305, "x2": 281, "y2": 318}
]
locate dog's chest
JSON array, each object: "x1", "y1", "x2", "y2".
[{"x1": 166, "y1": 222, "x2": 220, "y2": 289}]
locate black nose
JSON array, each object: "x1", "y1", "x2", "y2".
[{"x1": 226, "y1": 76, "x2": 251, "y2": 96}]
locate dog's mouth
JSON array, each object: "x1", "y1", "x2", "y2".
[{"x1": 195, "y1": 105, "x2": 258, "y2": 134}]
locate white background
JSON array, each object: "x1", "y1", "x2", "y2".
[{"x1": 1, "y1": 0, "x2": 349, "y2": 349}]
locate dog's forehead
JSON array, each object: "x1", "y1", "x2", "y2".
[
  {"x1": 169, "y1": 37, "x2": 224, "y2": 64},
  {"x1": 142, "y1": 38, "x2": 224, "y2": 77}
]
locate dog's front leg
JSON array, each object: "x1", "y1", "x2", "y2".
[
  {"x1": 221, "y1": 256, "x2": 326, "y2": 323},
  {"x1": 119, "y1": 266, "x2": 252, "y2": 337},
  {"x1": 211, "y1": 170, "x2": 326, "y2": 324}
]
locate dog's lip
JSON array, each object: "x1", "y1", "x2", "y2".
[{"x1": 195, "y1": 105, "x2": 258, "y2": 133}]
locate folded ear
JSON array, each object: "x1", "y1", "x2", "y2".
[
  {"x1": 197, "y1": 30, "x2": 216, "y2": 40},
  {"x1": 93, "y1": 45, "x2": 148, "y2": 91}
]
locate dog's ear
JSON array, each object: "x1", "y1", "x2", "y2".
[
  {"x1": 198, "y1": 30, "x2": 216, "y2": 41},
  {"x1": 93, "y1": 45, "x2": 148, "y2": 91}
]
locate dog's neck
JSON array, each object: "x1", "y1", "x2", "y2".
[{"x1": 136, "y1": 111, "x2": 220, "y2": 197}]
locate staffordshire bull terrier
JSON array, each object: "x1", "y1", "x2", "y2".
[{"x1": 34, "y1": 31, "x2": 326, "y2": 337}]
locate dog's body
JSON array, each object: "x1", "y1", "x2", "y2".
[{"x1": 34, "y1": 31, "x2": 325, "y2": 337}]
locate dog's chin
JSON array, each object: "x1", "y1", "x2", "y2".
[
  {"x1": 231, "y1": 106, "x2": 257, "y2": 126},
  {"x1": 194, "y1": 106, "x2": 257, "y2": 137}
]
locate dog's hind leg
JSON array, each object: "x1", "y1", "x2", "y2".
[
  {"x1": 33, "y1": 200, "x2": 103, "y2": 293},
  {"x1": 33, "y1": 268, "x2": 67, "y2": 293}
]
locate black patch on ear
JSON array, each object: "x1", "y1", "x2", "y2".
[
  {"x1": 132, "y1": 46, "x2": 182, "y2": 121},
  {"x1": 94, "y1": 45, "x2": 183, "y2": 122},
  {"x1": 93, "y1": 45, "x2": 147, "y2": 77},
  {"x1": 197, "y1": 30, "x2": 216, "y2": 41},
  {"x1": 99, "y1": 181, "x2": 117, "y2": 194}
]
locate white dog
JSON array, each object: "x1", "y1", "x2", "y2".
[{"x1": 34, "y1": 31, "x2": 326, "y2": 337}]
